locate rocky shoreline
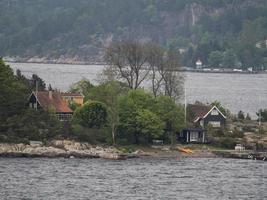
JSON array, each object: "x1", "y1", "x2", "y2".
[
  {"x1": 0, "y1": 140, "x2": 127, "y2": 160},
  {"x1": 1, "y1": 140, "x2": 266, "y2": 161},
  {"x1": 0, "y1": 140, "x2": 218, "y2": 160}
]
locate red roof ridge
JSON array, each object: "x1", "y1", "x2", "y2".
[{"x1": 36, "y1": 91, "x2": 73, "y2": 113}]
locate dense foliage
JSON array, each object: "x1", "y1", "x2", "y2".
[
  {"x1": 69, "y1": 80, "x2": 185, "y2": 145},
  {"x1": 257, "y1": 109, "x2": 267, "y2": 122},
  {"x1": 74, "y1": 101, "x2": 107, "y2": 128},
  {"x1": 0, "y1": 59, "x2": 64, "y2": 143},
  {"x1": 117, "y1": 90, "x2": 184, "y2": 144},
  {"x1": 0, "y1": 59, "x2": 28, "y2": 118},
  {"x1": 1, "y1": 0, "x2": 267, "y2": 69}
]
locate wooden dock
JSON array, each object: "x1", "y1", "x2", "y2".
[{"x1": 212, "y1": 150, "x2": 267, "y2": 161}]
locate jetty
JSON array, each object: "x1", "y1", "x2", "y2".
[{"x1": 212, "y1": 150, "x2": 267, "y2": 161}]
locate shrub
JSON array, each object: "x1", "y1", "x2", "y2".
[
  {"x1": 237, "y1": 110, "x2": 245, "y2": 121},
  {"x1": 211, "y1": 137, "x2": 236, "y2": 149},
  {"x1": 74, "y1": 101, "x2": 107, "y2": 128},
  {"x1": 71, "y1": 124, "x2": 107, "y2": 144},
  {"x1": 211, "y1": 129, "x2": 225, "y2": 137}
]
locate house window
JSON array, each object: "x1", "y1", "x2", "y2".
[
  {"x1": 58, "y1": 114, "x2": 72, "y2": 121},
  {"x1": 209, "y1": 121, "x2": 221, "y2": 127},
  {"x1": 211, "y1": 109, "x2": 219, "y2": 115},
  {"x1": 190, "y1": 131, "x2": 199, "y2": 142}
]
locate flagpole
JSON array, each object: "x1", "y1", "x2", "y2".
[
  {"x1": 35, "y1": 80, "x2": 38, "y2": 110},
  {"x1": 184, "y1": 81, "x2": 187, "y2": 126}
]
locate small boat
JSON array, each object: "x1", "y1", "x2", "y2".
[{"x1": 177, "y1": 147, "x2": 194, "y2": 154}]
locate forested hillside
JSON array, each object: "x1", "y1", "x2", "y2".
[{"x1": 1, "y1": 0, "x2": 267, "y2": 69}]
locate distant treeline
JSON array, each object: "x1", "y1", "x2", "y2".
[{"x1": 0, "y1": 0, "x2": 267, "y2": 69}]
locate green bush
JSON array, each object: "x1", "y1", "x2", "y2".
[
  {"x1": 232, "y1": 128, "x2": 244, "y2": 138},
  {"x1": 116, "y1": 138, "x2": 130, "y2": 146},
  {"x1": 211, "y1": 137, "x2": 236, "y2": 149},
  {"x1": 0, "y1": 109, "x2": 64, "y2": 143},
  {"x1": 0, "y1": 134, "x2": 30, "y2": 144},
  {"x1": 211, "y1": 129, "x2": 225, "y2": 137},
  {"x1": 71, "y1": 124, "x2": 107, "y2": 144},
  {"x1": 73, "y1": 101, "x2": 107, "y2": 128}
]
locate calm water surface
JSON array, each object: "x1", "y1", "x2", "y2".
[
  {"x1": 0, "y1": 157, "x2": 266, "y2": 200},
  {"x1": 8, "y1": 62, "x2": 267, "y2": 118}
]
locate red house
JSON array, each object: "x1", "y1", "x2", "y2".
[{"x1": 28, "y1": 90, "x2": 73, "y2": 121}]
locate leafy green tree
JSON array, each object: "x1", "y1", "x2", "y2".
[
  {"x1": 16, "y1": 69, "x2": 29, "y2": 87},
  {"x1": 74, "y1": 101, "x2": 107, "y2": 128},
  {"x1": 211, "y1": 101, "x2": 229, "y2": 117},
  {"x1": 136, "y1": 109, "x2": 164, "y2": 142},
  {"x1": 118, "y1": 89, "x2": 185, "y2": 145},
  {"x1": 0, "y1": 59, "x2": 68, "y2": 142},
  {"x1": 237, "y1": 110, "x2": 245, "y2": 121},
  {"x1": 256, "y1": 109, "x2": 267, "y2": 122},
  {"x1": 155, "y1": 95, "x2": 184, "y2": 146},
  {"x1": 89, "y1": 81, "x2": 128, "y2": 144},
  {"x1": 118, "y1": 89, "x2": 159, "y2": 144},
  {"x1": 208, "y1": 51, "x2": 223, "y2": 68},
  {"x1": 30, "y1": 74, "x2": 46, "y2": 91},
  {"x1": 222, "y1": 49, "x2": 238, "y2": 68},
  {"x1": 2, "y1": 109, "x2": 63, "y2": 142},
  {"x1": 69, "y1": 79, "x2": 94, "y2": 101},
  {"x1": 245, "y1": 113, "x2": 251, "y2": 121},
  {"x1": 68, "y1": 101, "x2": 80, "y2": 111},
  {"x1": 0, "y1": 59, "x2": 28, "y2": 118}
]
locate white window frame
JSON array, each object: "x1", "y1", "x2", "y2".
[
  {"x1": 190, "y1": 131, "x2": 199, "y2": 142},
  {"x1": 209, "y1": 121, "x2": 221, "y2": 127},
  {"x1": 211, "y1": 109, "x2": 219, "y2": 115}
]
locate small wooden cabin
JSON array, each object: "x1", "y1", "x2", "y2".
[
  {"x1": 28, "y1": 91, "x2": 73, "y2": 121},
  {"x1": 178, "y1": 128, "x2": 205, "y2": 143}
]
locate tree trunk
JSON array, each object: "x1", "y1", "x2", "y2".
[
  {"x1": 134, "y1": 133, "x2": 139, "y2": 144},
  {"x1": 112, "y1": 129, "x2": 115, "y2": 145}
]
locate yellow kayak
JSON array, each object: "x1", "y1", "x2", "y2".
[{"x1": 177, "y1": 147, "x2": 194, "y2": 154}]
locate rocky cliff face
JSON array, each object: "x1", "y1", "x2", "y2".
[{"x1": 2, "y1": 0, "x2": 267, "y2": 63}]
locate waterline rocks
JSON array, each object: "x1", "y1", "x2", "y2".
[{"x1": 0, "y1": 140, "x2": 124, "y2": 159}]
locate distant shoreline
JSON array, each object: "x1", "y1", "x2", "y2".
[
  {"x1": 5, "y1": 60, "x2": 106, "y2": 66},
  {"x1": 6, "y1": 59, "x2": 267, "y2": 74}
]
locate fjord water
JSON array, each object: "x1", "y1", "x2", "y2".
[
  {"x1": 9, "y1": 62, "x2": 267, "y2": 118},
  {"x1": 0, "y1": 157, "x2": 266, "y2": 200}
]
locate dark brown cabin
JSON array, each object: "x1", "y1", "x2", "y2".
[{"x1": 189, "y1": 104, "x2": 226, "y2": 128}]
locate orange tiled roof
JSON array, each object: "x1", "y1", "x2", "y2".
[{"x1": 36, "y1": 91, "x2": 73, "y2": 113}]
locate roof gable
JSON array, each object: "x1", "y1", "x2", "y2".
[
  {"x1": 189, "y1": 104, "x2": 226, "y2": 122},
  {"x1": 203, "y1": 105, "x2": 226, "y2": 119}
]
